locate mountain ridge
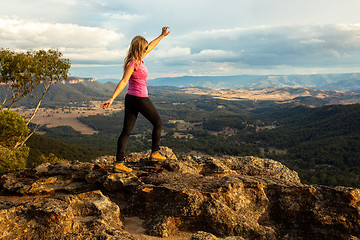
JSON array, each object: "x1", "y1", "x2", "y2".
[
  {"x1": 147, "y1": 72, "x2": 360, "y2": 91},
  {"x1": 24, "y1": 75, "x2": 360, "y2": 107},
  {"x1": 6, "y1": 72, "x2": 359, "y2": 108}
]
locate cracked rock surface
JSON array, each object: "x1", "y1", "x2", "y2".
[{"x1": 1, "y1": 147, "x2": 359, "y2": 239}]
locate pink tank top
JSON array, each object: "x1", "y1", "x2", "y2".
[{"x1": 126, "y1": 61, "x2": 149, "y2": 97}]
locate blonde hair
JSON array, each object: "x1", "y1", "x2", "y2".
[{"x1": 124, "y1": 35, "x2": 148, "y2": 71}]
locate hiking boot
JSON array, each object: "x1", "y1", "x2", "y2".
[
  {"x1": 150, "y1": 151, "x2": 166, "y2": 160},
  {"x1": 114, "y1": 162, "x2": 133, "y2": 172}
]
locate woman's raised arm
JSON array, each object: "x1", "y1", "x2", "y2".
[{"x1": 143, "y1": 26, "x2": 170, "y2": 58}]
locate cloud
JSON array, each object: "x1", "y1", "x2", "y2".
[
  {"x1": 102, "y1": 10, "x2": 146, "y2": 21},
  {"x1": 61, "y1": 47, "x2": 127, "y2": 63},
  {"x1": 193, "y1": 49, "x2": 239, "y2": 61},
  {"x1": 166, "y1": 24, "x2": 360, "y2": 68},
  {"x1": 152, "y1": 46, "x2": 191, "y2": 59},
  {"x1": 141, "y1": 23, "x2": 360, "y2": 78},
  {"x1": 1, "y1": 11, "x2": 360, "y2": 78},
  {"x1": 0, "y1": 17, "x2": 126, "y2": 63}
]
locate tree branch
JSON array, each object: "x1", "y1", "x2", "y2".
[
  {"x1": 26, "y1": 80, "x2": 51, "y2": 126},
  {"x1": 1, "y1": 84, "x2": 9, "y2": 108},
  {"x1": 15, "y1": 123, "x2": 44, "y2": 148}
]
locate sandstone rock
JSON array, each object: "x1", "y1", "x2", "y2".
[
  {"x1": 224, "y1": 237, "x2": 246, "y2": 240},
  {"x1": 0, "y1": 190, "x2": 135, "y2": 239},
  {"x1": 0, "y1": 161, "x2": 111, "y2": 195},
  {"x1": 103, "y1": 171, "x2": 139, "y2": 191},
  {"x1": 191, "y1": 231, "x2": 247, "y2": 240},
  {"x1": 92, "y1": 155, "x2": 116, "y2": 165},
  {"x1": 192, "y1": 231, "x2": 219, "y2": 240},
  {"x1": 0, "y1": 146, "x2": 359, "y2": 239}
]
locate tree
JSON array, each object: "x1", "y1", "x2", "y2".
[{"x1": 0, "y1": 48, "x2": 71, "y2": 146}]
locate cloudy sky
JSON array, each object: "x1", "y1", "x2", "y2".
[{"x1": 1, "y1": 0, "x2": 360, "y2": 80}]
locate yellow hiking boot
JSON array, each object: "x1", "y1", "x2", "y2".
[
  {"x1": 150, "y1": 151, "x2": 166, "y2": 160},
  {"x1": 114, "y1": 162, "x2": 133, "y2": 172}
]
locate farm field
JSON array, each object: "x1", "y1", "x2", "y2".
[{"x1": 13, "y1": 101, "x2": 124, "y2": 135}]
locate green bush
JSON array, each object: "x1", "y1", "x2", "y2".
[
  {"x1": 0, "y1": 145, "x2": 29, "y2": 173},
  {"x1": 27, "y1": 152, "x2": 65, "y2": 169},
  {"x1": 0, "y1": 110, "x2": 29, "y2": 147},
  {"x1": 0, "y1": 110, "x2": 30, "y2": 173}
]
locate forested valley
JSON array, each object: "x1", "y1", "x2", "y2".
[{"x1": 27, "y1": 86, "x2": 360, "y2": 188}]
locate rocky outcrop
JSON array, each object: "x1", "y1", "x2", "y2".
[
  {"x1": 0, "y1": 190, "x2": 134, "y2": 239},
  {"x1": 1, "y1": 147, "x2": 359, "y2": 240}
]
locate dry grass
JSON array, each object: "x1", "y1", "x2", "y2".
[
  {"x1": 182, "y1": 87, "x2": 360, "y2": 103},
  {"x1": 13, "y1": 101, "x2": 124, "y2": 135}
]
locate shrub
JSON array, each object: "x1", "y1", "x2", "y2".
[
  {"x1": 27, "y1": 152, "x2": 66, "y2": 169},
  {"x1": 0, "y1": 110, "x2": 30, "y2": 173},
  {"x1": 0, "y1": 110, "x2": 29, "y2": 147},
  {"x1": 0, "y1": 145, "x2": 29, "y2": 173}
]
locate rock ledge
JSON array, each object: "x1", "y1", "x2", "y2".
[{"x1": 1, "y1": 147, "x2": 359, "y2": 240}]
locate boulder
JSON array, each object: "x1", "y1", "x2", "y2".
[{"x1": 0, "y1": 190, "x2": 135, "y2": 239}]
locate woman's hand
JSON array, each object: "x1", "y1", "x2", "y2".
[
  {"x1": 100, "y1": 98, "x2": 114, "y2": 110},
  {"x1": 143, "y1": 26, "x2": 170, "y2": 58},
  {"x1": 161, "y1": 26, "x2": 170, "y2": 37}
]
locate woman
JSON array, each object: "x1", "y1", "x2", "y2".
[{"x1": 101, "y1": 26, "x2": 170, "y2": 172}]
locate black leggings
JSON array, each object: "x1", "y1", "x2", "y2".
[{"x1": 116, "y1": 94, "x2": 162, "y2": 162}]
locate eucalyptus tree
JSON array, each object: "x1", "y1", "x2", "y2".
[{"x1": 0, "y1": 48, "x2": 71, "y2": 147}]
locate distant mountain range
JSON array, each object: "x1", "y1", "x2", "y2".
[
  {"x1": 49, "y1": 76, "x2": 360, "y2": 106},
  {"x1": 143, "y1": 72, "x2": 360, "y2": 92},
  {"x1": 4, "y1": 73, "x2": 360, "y2": 108},
  {"x1": 5, "y1": 77, "x2": 117, "y2": 108}
]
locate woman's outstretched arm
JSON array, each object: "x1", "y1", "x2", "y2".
[
  {"x1": 100, "y1": 66, "x2": 134, "y2": 109},
  {"x1": 143, "y1": 26, "x2": 170, "y2": 58}
]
